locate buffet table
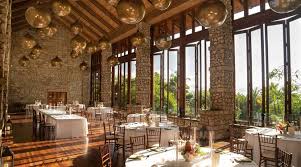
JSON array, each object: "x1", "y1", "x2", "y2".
[
  {"x1": 47, "y1": 114, "x2": 88, "y2": 139},
  {"x1": 119, "y1": 122, "x2": 179, "y2": 146},
  {"x1": 125, "y1": 147, "x2": 257, "y2": 167},
  {"x1": 245, "y1": 127, "x2": 301, "y2": 167}
]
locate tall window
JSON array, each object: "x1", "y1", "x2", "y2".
[
  {"x1": 234, "y1": 15, "x2": 301, "y2": 126},
  {"x1": 131, "y1": 60, "x2": 137, "y2": 104},
  {"x1": 90, "y1": 53, "x2": 101, "y2": 103}
]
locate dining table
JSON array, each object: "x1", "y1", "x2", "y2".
[
  {"x1": 127, "y1": 113, "x2": 167, "y2": 123},
  {"x1": 47, "y1": 114, "x2": 88, "y2": 139},
  {"x1": 125, "y1": 147, "x2": 257, "y2": 167},
  {"x1": 245, "y1": 127, "x2": 301, "y2": 167},
  {"x1": 119, "y1": 122, "x2": 179, "y2": 147},
  {"x1": 86, "y1": 107, "x2": 113, "y2": 119}
]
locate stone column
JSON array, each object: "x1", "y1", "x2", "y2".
[
  {"x1": 101, "y1": 48, "x2": 112, "y2": 107},
  {"x1": 0, "y1": 0, "x2": 11, "y2": 130},
  {"x1": 135, "y1": 22, "x2": 151, "y2": 109},
  {"x1": 199, "y1": 0, "x2": 234, "y2": 139}
]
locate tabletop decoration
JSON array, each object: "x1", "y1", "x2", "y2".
[
  {"x1": 180, "y1": 141, "x2": 206, "y2": 162},
  {"x1": 276, "y1": 121, "x2": 287, "y2": 134}
]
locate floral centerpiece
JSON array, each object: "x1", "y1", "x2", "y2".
[
  {"x1": 180, "y1": 141, "x2": 207, "y2": 162},
  {"x1": 276, "y1": 122, "x2": 287, "y2": 134}
]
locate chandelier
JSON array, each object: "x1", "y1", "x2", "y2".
[
  {"x1": 98, "y1": 38, "x2": 111, "y2": 51},
  {"x1": 37, "y1": 23, "x2": 57, "y2": 38},
  {"x1": 71, "y1": 21, "x2": 83, "y2": 35},
  {"x1": 52, "y1": 0, "x2": 72, "y2": 17},
  {"x1": 107, "y1": 55, "x2": 119, "y2": 66},
  {"x1": 155, "y1": 23, "x2": 172, "y2": 50},
  {"x1": 268, "y1": 0, "x2": 301, "y2": 13},
  {"x1": 114, "y1": 0, "x2": 172, "y2": 24},
  {"x1": 86, "y1": 42, "x2": 98, "y2": 55},
  {"x1": 19, "y1": 56, "x2": 30, "y2": 67},
  {"x1": 131, "y1": 32, "x2": 147, "y2": 48},
  {"x1": 80, "y1": 61, "x2": 88, "y2": 71},
  {"x1": 196, "y1": 0, "x2": 228, "y2": 28},
  {"x1": 21, "y1": 33, "x2": 37, "y2": 49}
]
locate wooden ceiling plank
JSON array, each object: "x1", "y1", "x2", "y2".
[
  {"x1": 67, "y1": 0, "x2": 110, "y2": 36},
  {"x1": 76, "y1": 0, "x2": 116, "y2": 30},
  {"x1": 86, "y1": 0, "x2": 121, "y2": 26}
]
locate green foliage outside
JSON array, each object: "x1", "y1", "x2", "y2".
[{"x1": 235, "y1": 66, "x2": 301, "y2": 125}]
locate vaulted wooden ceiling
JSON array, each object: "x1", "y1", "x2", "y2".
[{"x1": 12, "y1": 0, "x2": 248, "y2": 43}]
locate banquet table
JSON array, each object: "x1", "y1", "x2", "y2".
[
  {"x1": 119, "y1": 122, "x2": 179, "y2": 147},
  {"x1": 86, "y1": 107, "x2": 113, "y2": 119},
  {"x1": 47, "y1": 114, "x2": 88, "y2": 139},
  {"x1": 245, "y1": 127, "x2": 301, "y2": 167},
  {"x1": 125, "y1": 147, "x2": 257, "y2": 167}
]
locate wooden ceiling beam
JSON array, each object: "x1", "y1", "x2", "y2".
[
  {"x1": 67, "y1": 0, "x2": 109, "y2": 36},
  {"x1": 76, "y1": 0, "x2": 116, "y2": 30},
  {"x1": 86, "y1": 0, "x2": 121, "y2": 26}
]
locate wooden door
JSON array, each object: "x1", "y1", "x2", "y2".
[{"x1": 47, "y1": 92, "x2": 67, "y2": 105}]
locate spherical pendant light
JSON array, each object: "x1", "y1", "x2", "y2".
[
  {"x1": 196, "y1": 0, "x2": 228, "y2": 28},
  {"x1": 86, "y1": 42, "x2": 98, "y2": 54},
  {"x1": 71, "y1": 21, "x2": 83, "y2": 35},
  {"x1": 70, "y1": 50, "x2": 81, "y2": 59},
  {"x1": 107, "y1": 55, "x2": 119, "y2": 66},
  {"x1": 51, "y1": 56, "x2": 63, "y2": 67},
  {"x1": 155, "y1": 36, "x2": 172, "y2": 50},
  {"x1": 80, "y1": 61, "x2": 88, "y2": 71},
  {"x1": 52, "y1": 0, "x2": 71, "y2": 17},
  {"x1": 21, "y1": 33, "x2": 37, "y2": 49},
  {"x1": 25, "y1": 6, "x2": 52, "y2": 28},
  {"x1": 268, "y1": 0, "x2": 300, "y2": 13},
  {"x1": 37, "y1": 23, "x2": 57, "y2": 38},
  {"x1": 131, "y1": 32, "x2": 147, "y2": 47},
  {"x1": 106, "y1": 0, "x2": 120, "y2": 6},
  {"x1": 116, "y1": 0, "x2": 146, "y2": 24},
  {"x1": 98, "y1": 38, "x2": 111, "y2": 51},
  {"x1": 149, "y1": 0, "x2": 172, "y2": 10},
  {"x1": 19, "y1": 56, "x2": 30, "y2": 67},
  {"x1": 71, "y1": 35, "x2": 87, "y2": 51},
  {"x1": 30, "y1": 44, "x2": 42, "y2": 59}
]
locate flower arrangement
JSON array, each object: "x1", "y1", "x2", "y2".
[
  {"x1": 181, "y1": 141, "x2": 206, "y2": 162},
  {"x1": 276, "y1": 122, "x2": 287, "y2": 134}
]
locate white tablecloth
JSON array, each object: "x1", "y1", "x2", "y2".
[
  {"x1": 47, "y1": 114, "x2": 88, "y2": 139},
  {"x1": 119, "y1": 122, "x2": 179, "y2": 147},
  {"x1": 86, "y1": 107, "x2": 113, "y2": 119},
  {"x1": 125, "y1": 147, "x2": 257, "y2": 167},
  {"x1": 245, "y1": 127, "x2": 301, "y2": 167}
]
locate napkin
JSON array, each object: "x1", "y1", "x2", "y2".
[
  {"x1": 128, "y1": 154, "x2": 146, "y2": 160},
  {"x1": 234, "y1": 157, "x2": 252, "y2": 162}
]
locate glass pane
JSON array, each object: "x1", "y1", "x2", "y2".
[
  {"x1": 153, "y1": 55, "x2": 161, "y2": 112},
  {"x1": 267, "y1": 24, "x2": 285, "y2": 125},
  {"x1": 235, "y1": 33, "x2": 248, "y2": 122},
  {"x1": 185, "y1": 46, "x2": 196, "y2": 117},
  {"x1": 164, "y1": 51, "x2": 168, "y2": 114},
  {"x1": 124, "y1": 62, "x2": 128, "y2": 106},
  {"x1": 131, "y1": 61, "x2": 136, "y2": 104},
  {"x1": 251, "y1": 29, "x2": 263, "y2": 124},
  {"x1": 248, "y1": 0, "x2": 260, "y2": 15},
  {"x1": 289, "y1": 18, "x2": 301, "y2": 116},
  {"x1": 168, "y1": 50, "x2": 178, "y2": 115},
  {"x1": 114, "y1": 65, "x2": 119, "y2": 106}
]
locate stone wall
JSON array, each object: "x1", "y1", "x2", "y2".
[
  {"x1": 135, "y1": 22, "x2": 151, "y2": 107},
  {"x1": 0, "y1": 0, "x2": 11, "y2": 127},
  {"x1": 100, "y1": 47, "x2": 112, "y2": 107},
  {"x1": 206, "y1": 0, "x2": 235, "y2": 139},
  {"x1": 8, "y1": 24, "x2": 90, "y2": 111}
]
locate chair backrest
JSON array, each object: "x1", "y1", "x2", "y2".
[
  {"x1": 179, "y1": 126, "x2": 192, "y2": 141},
  {"x1": 258, "y1": 134, "x2": 278, "y2": 155},
  {"x1": 277, "y1": 148, "x2": 292, "y2": 167},
  {"x1": 232, "y1": 139, "x2": 248, "y2": 155},
  {"x1": 103, "y1": 122, "x2": 114, "y2": 138},
  {"x1": 100, "y1": 144, "x2": 112, "y2": 167},
  {"x1": 146, "y1": 128, "x2": 161, "y2": 148},
  {"x1": 114, "y1": 126, "x2": 125, "y2": 143},
  {"x1": 229, "y1": 124, "x2": 250, "y2": 151},
  {"x1": 130, "y1": 135, "x2": 146, "y2": 154}
]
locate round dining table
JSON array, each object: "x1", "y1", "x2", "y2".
[
  {"x1": 125, "y1": 147, "x2": 257, "y2": 167},
  {"x1": 119, "y1": 122, "x2": 179, "y2": 147},
  {"x1": 245, "y1": 127, "x2": 301, "y2": 167},
  {"x1": 127, "y1": 113, "x2": 167, "y2": 123}
]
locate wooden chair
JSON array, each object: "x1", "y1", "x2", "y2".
[
  {"x1": 100, "y1": 144, "x2": 112, "y2": 167},
  {"x1": 146, "y1": 128, "x2": 161, "y2": 148},
  {"x1": 179, "y1": 126, "x2": 192, "y2": 141},
  {"x1": 39, "y1": 114, "x2": 55, "y2": 140},
  {"x1": 232, "y1": 139, "x2": 248, "y2": 156},
  {"x1": 114, "y1": 126, "x2": 130, "y2": 160},
  {"x1": 258, "y1": 134, "x2": 278, "y2": 167},
  {"x1": 130, "y1": 135, "x2": 146, "y2": 154},
  {"x1": 229, "y1": 124, "x2": 253, "y2": 159},
  {"x1": 103, "y1": 122, "x2": 116, "y2": 144},
  {"x1": 277, "y1": 148, "x2": 292, "y2": 167}
]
